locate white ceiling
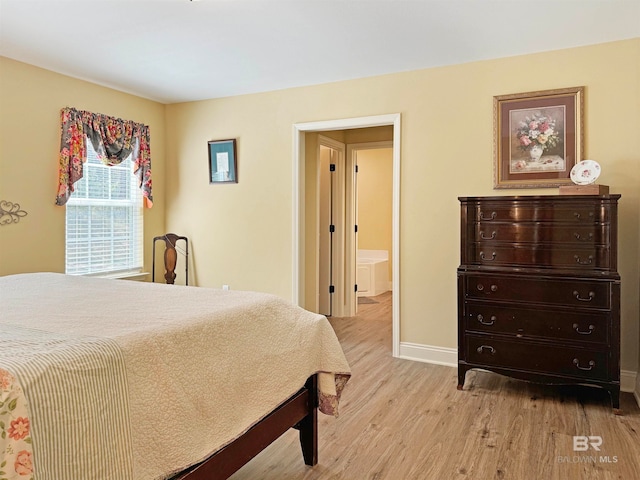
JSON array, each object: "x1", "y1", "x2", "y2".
[{"x1": 1, "y1": 0, "x2": 639, "y2": 104}]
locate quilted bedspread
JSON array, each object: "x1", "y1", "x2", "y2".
[{"x1": 0, "y1": 273, "x2": 351, "y2": 480}]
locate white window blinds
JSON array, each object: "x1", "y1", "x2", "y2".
[{"x1": 65, "y1": 141, "x2": 143, "y2": 276}]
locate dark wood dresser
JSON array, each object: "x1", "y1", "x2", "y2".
[{"x1": 457, "y1": 195, "x2": 621, "y2": 412}]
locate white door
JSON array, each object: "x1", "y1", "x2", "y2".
[
  {"x1": 318, "y1": 145, "x2": 335, "y2": 316},
  {"x1": 318, "y1": 137, "x2": 346, "y2": 316}
]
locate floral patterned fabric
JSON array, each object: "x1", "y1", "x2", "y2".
[
  {"x1": 318, "y1": 372, "x2": 350, "y2": 417},
  {"x1": 0, "y1": 369, "x2": 34, "y2": 480},
  {"x1": 55, "y1": 107, "x2": 153, "y2": 208}
]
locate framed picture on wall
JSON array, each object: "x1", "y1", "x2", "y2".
[
  {"x1": 493, "y1": 86, "x2": 584, "y2": 189},
  {"x1": 208, "y1": 139, "x2": 238, "y2": 184}
]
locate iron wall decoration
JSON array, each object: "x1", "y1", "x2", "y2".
[
  {"x1": 0, "y1": 200, "x2": 28, "y2": 225},
  {"x1": 208, "y1": 139, "x2": 238, "y2": 183}
]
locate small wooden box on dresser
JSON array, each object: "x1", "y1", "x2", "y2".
[{"x1": 457, "y1": 195, "x2": 621, "y2": 413}]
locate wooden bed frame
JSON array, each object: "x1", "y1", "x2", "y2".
[{"x1": 172, "y1": 375, "x2": 318, "y2": 479}]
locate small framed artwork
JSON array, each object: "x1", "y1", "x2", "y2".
[
  {"x1": 208, "y1": 139, "x2": 238, "y2": 183},
  {"x1": 493, "y1": 86, "x2": 584, "y2": 189}
]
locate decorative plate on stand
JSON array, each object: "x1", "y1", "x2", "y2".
[{"x1": 570, "y1": 160, "x2": 601, "y2": 185}]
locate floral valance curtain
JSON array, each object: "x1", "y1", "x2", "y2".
[{"x1": 55, "y1": 107, "x2": 153, "y2": 207}]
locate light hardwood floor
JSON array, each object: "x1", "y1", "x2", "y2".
[{"x1": 231, "y1": 292, "x2": 640, "y2": 479}]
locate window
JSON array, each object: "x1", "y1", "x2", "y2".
[{"x1": 65, "y1": 140, "x2": 143, "y2": 276}]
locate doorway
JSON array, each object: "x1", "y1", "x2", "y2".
[
  {"x1": 293, "y1": 114, "x2": 401, "y2": 357},
  {"x1": 349, "y1": 142, "x2": 393, "y2": 314}
]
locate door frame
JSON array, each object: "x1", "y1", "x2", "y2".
[{"x1": 293, "y1": 113, "x2": 401, "y2": 357}]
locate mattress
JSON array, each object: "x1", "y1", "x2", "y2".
[{"x1": 0, "y1": 273, "x2": 350, "y2": 480}]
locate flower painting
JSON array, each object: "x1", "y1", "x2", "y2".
[
  {"x1": 515, "y1": 112, "x2": 560, "y2": 153},
  {"x1": 494, "y1": 87, "x2": 584, "y2": 189},
  {"x1": 509, "y1": 106, "x2": 565, "y2": 174}
]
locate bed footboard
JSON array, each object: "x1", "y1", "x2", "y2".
[{"x1": 174, "y1": 375, "x2": 318, "y2": 479}]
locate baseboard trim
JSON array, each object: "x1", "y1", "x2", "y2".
[
  {"x1": 620, "y1": 369, "x2": 637, "y2": 394},
  {"x1": 398, "y1": 342, "x2": 457, "y2": 367},
  {"x1": 399, "y1": 342, "x2": 638, "y2": 405}
]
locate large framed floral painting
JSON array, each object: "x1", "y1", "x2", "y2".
[{"x1": 493, "y1": 86, "x2": 584, "y2": 189}]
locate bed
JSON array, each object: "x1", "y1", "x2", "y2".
[{"x1": 0, "y1": 273, "x2": 351, "y2": 480}]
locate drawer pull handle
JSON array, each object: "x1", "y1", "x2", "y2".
[
  {"x1": 477, "y1": 314, "x2": 496, "y2": 326},
  {"x1": 574, "y1": 255, "x2": 594, "y2": 265},
  {"x1": 477, "y1": 345, "x2": 496, "y2": 355},
  {"x1": 573, "y1": 358, "x2": 596, "y2": 371},
  {"x1": 574, "y1": 232, "x2": 594, "y2": 241},
  {"x1": 476, "y1": 284, "x2": 498, "y2": 293},
  {"x1": 572, "y1": 323, "x2": 595, "y2": 335},
  {"x1": 480, "y1": 231, "x2": 496, "y2": 240},
  {"x1": 574, "y1": 212, "x2": 595, "y2": 221},
  {"x1": 479, "y1": 211, "x2": 496, "y2": 221},
  {"x1": 480, "y1": 251, "x2": 496, "y2": 261},
  {"x1": 573, "y1": 290, "x2": 595, "y2": 302}
]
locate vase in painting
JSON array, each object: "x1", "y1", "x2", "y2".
[{"x1": 528, "y1": 144, "x2": 543, "y2": 162}]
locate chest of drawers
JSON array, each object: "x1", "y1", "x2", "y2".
[{"x1": 457, "y1": 195, "x2": 621, "y2": 412}]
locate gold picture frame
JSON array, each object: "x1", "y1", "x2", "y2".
[{"x1": 493, "y1": 86, "x2": 584, "y2": 189}]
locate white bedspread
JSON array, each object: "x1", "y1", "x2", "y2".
[{"x1": 0, "y1": 273, "x2": 351, "y2": 480}]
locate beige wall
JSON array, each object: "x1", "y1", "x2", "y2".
[
  {"x1": 0, "y1": 57, "x2": 166, "y2": 276},
  {"x1": 166, "y1": 39, "x2": 640, "y2": 374},
  {"x1": 357, "y1": 147, "x2": 393, "y2": 280}
]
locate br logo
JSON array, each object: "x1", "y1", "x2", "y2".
[{"x1": 573, "y1": 436, "x2": 603, "y2": 451}]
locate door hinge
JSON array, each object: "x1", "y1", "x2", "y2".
[
  {"x1": 355, "y1": 165, "x2": 359, "y2": 173},
  {"x1": 330, "y1": 163, "x2": 336, "y2": 172},
  {"x1": 354, "y1": 284, "x2": 358, "y2": 292},
  {"x1": 329, "y1": 285, "x2": 335, "y2": 294},
  {"x1": 329, "y1": 224, "x2": 335, "y2": 233},
  {"x1": 354, "y1": 224, "x2": 358, "y2": 233}
]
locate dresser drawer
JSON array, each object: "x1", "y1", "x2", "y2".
[
  {"x1": 472, "y1": 203, "x2": 610, "y2": 224},
  {"x1": 473, "y1": 223, "x2": 609, "y2": 245},
  {"x1": 465, "y1": 334, "x2": 609, "y2": 381},
  {"x1": 463, "y1": 274, "x2": 611, "y2": 309},
  {"x1": 469, "y1": 244, "x2": 610, "y2": 269},
  {"x1": 464, "y1": 302, "x2": 609, "y2": 344}
]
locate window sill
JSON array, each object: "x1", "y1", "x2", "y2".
[{"x1": 98, "y1": 271, "x2": 150, "y2": 281}]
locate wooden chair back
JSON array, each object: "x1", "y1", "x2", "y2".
[{"x1": 152, "y1": 233, "x2": 189, "y2": 285}]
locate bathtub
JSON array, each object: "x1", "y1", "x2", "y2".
[{"x1": 357, "y1": 249, "x2": 390, "y2": 297}]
